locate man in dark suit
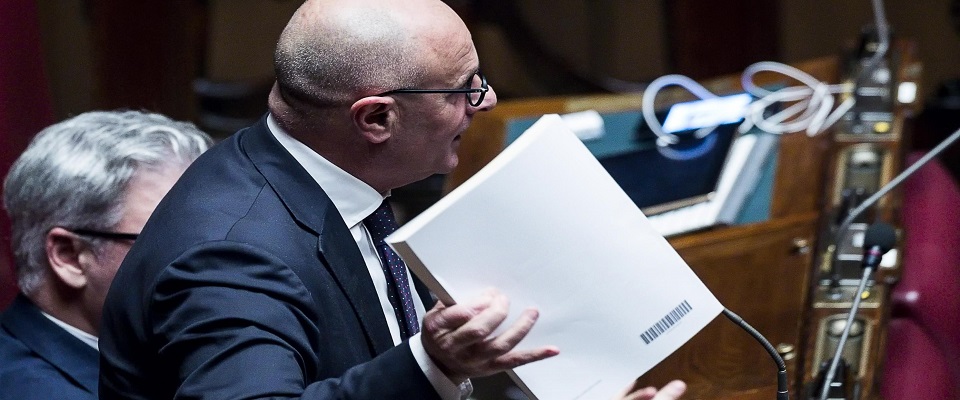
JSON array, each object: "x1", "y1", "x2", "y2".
[
  {"x1": 99, "y1": 0, "x2": 685, "y2": 399},
  {"x1": 0, "y1": 111, "x2": 211, "y2": 400}
]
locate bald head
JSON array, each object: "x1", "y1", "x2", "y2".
[
  {"x1": 273, "y1": 0, "x2": 468, "y2": 108},
  {"x1": 269, "y1": 0, "x2": 486, "y2": 191}
]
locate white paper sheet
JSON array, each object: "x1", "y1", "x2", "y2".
[{"x1": 388, "y1": 114, "x2": 724, "y2": 400}]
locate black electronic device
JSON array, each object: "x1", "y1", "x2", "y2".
[
  {"x1": 601, "y1": 121, "x2": 738, "y2": 214},
  {"x1": 839, "y1": 24, "x2": 896, "y2": 136},
  {"x1": 810, "y1": 360, "x2": 850, "y2": 400},
  {"x1": 601, "y1": 94, "x2": 750, "y2": 216}
]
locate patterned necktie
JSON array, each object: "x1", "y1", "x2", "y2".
[{"x1": 363, "y1": 199, "x2": 419, "y2": 339}]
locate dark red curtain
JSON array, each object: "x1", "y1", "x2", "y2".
[{"x1": 0, "y1": 0, "x2": 55, "y2": 308}]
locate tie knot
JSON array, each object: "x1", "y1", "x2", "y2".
[{"x1": 364, "y1": 200, "x2": 398, "y2": 243}]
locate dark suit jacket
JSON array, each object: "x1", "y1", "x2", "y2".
[
  {"x1": 99, "y1": 116, "x2": 440, "y2": 399},
  {"x1": 0, "y1": 295, "x2": 99, "y2": 400}
]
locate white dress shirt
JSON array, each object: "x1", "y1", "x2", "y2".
[{"x1": 267, "y1": 115, "x2": 469, "y2": 399}]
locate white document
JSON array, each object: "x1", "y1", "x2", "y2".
[{"x1": 387, "y1": 114, "x2": 724, "y2": 400}]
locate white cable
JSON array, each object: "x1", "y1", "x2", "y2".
[
  {"x1": 863, "y1": 0, "x2": 891, "y2": 87},
  {"x1": 641, "y1": 61, "x2": 857, "y2": 150},
  {"x1": 642, "y1": 74, "x2": 719, "y2": 147},
  {"x1": 641, "y1": 75, "x2": 730, "y2": 160},
  {"x1": 741, "y1": 61, "x2": 855, "y2": 136}
]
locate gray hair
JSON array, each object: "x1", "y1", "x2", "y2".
[
  {"x1": 274, "y1": 9, "x2": 428, "y2": 106},
  {"x1": 2, "y1": 110, "x2": 213, "y2": 295}
]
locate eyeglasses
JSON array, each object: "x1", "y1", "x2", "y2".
[
  {"x1": 377, "y1": 71, "x2": 488, "y2": 107},
  {"x1": 68, "y1": 228, "x2": 139, "y2": 242}
]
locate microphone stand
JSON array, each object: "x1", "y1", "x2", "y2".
[
  {"x1": 817, "y1": 126, "x2": 960, "y2": 400},
  {"x1": 816, "y1": 266, "x2": 874, "y2": 400},
  {"x1": 723, "y1": 308, "x2": 789, "y2": 400},
  {"x1": 834, "y1": 126, "x2": 960, "y2": 256}
]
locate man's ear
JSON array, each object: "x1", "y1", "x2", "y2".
[
  {"x1": 350, "y1": 96, "x2": 397, "y2": 144},
  {"x1": 45, "y1": 227, "x2": 90, "y2": 289}
]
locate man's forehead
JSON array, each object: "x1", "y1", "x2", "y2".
[{"x1": 422, "y1": 31, "x2": 478, "y2": 82}]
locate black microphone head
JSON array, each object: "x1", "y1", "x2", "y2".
[{"x1": 864, "y1": 222, "x2": 897, "y2": 252}]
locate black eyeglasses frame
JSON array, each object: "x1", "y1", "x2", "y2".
[
  {"x1": 376, "y1": 72, "x2": 488, "y2": 107},
  {"x1": 67, "y1": 228, "x2": 139, "y2": 242}
]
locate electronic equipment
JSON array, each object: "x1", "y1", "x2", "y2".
[
  {"x1": 838, "y1": 30, "x2": 896, "y2": 136},
  {"x1": 602, "y1": 107, "x2": 740, "y2": 215},
  {"x1": 801, "y1": 2, "x2": 924, "y2": 397},
  {"x1": 611, "y1": 94, "x2": 752, "y2": 216}
]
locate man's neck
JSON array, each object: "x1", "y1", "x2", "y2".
[{"x1": 29, "y1": 288, "x2": 96, "y2": 337}]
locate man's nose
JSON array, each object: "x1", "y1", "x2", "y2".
[{"x1": 472, "y1": 85, "x2": 497, "y2": 113}]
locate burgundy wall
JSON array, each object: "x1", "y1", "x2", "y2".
[{"x1": 0, "y1": 0, "x2": 56, "y2": 308}]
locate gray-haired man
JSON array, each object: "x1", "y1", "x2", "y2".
[{"x1": 0, "y1": 110, "x2": 212, "y2": 400}]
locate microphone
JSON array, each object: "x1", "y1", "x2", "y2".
[
  {"x1": 817, "y1": 222, "x2": 897, "y2": 400},
  {"x1": 860, "y1": 222, "x2": 896, "y2": 270}
]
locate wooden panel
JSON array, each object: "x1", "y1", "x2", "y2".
[{"x1": 769, "y1": 131, "x2": 833, "y2": 219}]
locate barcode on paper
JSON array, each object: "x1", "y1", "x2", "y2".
[{"x1": 640, "y1": 300, "x2": 692, "y2": 345}]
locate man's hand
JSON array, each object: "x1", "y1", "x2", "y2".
[
  {"x1": 616, "y1": 379, "x2": 686, "y2": 400},
  {"x1": 419, "y1": 288, "x2": 560, "y2": 383}
]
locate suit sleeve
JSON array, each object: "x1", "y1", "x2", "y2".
[{"x1": 149, "y1": 240, "x2": 441, "y2": 400}]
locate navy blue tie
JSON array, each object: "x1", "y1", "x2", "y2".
[{"x1": 363, "y1": 200, "x2": 419, "y2": 339}]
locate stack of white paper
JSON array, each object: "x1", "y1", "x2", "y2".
[{"x1": 387, "y1": 114, "x2": 723, "y2": 400}]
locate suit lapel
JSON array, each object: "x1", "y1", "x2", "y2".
[
  {"x1": 1, "y1": 295, "x2": 99, "y2": 394},
  {"x1": 239, "y1": 117, "x2": 394, "y2": 355},
  {"x1": 316, "y1": 213, "x2": 395, "y2": 354}
]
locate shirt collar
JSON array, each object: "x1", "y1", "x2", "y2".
[
  {"x1": 266, "y1": 114, "x2": 385, "y2": 228},
  {"x1": 40, "y1": 311, "x2": 99, "y2": 351}
]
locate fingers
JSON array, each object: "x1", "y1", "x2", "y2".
[
  {"x1": 490, "y1": 344, "x2": 560, "y2": 370},
  {"x1": 620, "y1": 386, "x2": 657, "y2": 400},
  {"x1": 424, "y1": 291, "x2": 508, "y2": 354},
  {"x1": 420, "y1": 289, "x2": 559, "y2": 382},
  {"x1": 616, "y1": 380, "x2": 686, "y2": 400},
  {"x1": 442, "y1": 292, "x2": 511, "y2": 346},
  {"x1": 473, "y1": 307, "x2": 559, "y2": 370},
  {"x1": 615, "y1": 379, "x2": 656, "y2": 400},
  {"x1": 422, "y1": 289, "x2": 497, "y2": 334},
  {"x1": 651, "y1": 380, "x2": 686, "y2": 400},
  {"x1": 471, "y1": 307, "x2": 540, "y2": 359}
]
